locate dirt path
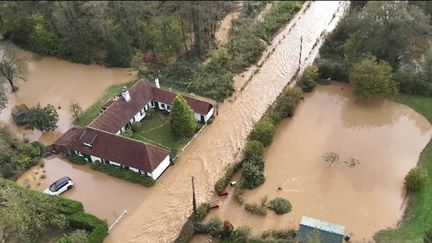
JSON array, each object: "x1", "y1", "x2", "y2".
[{"x1": 106, "y1": 2, "x2": 348, "y2": 242}]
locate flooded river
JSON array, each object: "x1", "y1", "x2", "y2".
[
  {"x1": 207, "y1": 83, "x2": 432, "y2": 241},
  {"x1": 107, "y1": 1, "x2": 349, "y2": 242},
  {"x1": 17, "y1": 157, "x2": 150, "y2": 225},
  {"x1": 0, "y1": 49, "x2": 135, "y2": 143}
]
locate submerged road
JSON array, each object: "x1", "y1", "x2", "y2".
[{"x1": 106, "y1": 2, "x2": 348, "y2": 242}]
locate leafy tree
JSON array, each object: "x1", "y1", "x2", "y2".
[
  {"x1": 349, "y1": 55, "x2": 397, "y2": 101},
  {"x1": 0, "y1": 46, "x2": 24, "y2": 92},
  {"x1": 27, "y1": 104, "x2": 58, "y2": 132},
  {"x1": 250, "y1": 117, "x2": 275, "y2": 146},
  {"x1": 241, "y1": 161, "x2": 265, "y2": 189},
  {"x1": 229, "y1": 226, "x2": 252, "y2": 243},
  {"x1": 404, "y1": 167, "x2": 428, "y2": 192},
  {"x1": 244, "y1": 140, "x2": 264, "y2": 159},
  {"x1": 169, "y1": 95, "x2": 196, "y2": 138},
  {"x1": 58, "y1": 229, "x2": 88, "y2": 243},
  {"x1": 105, "y1": 25, "x2": 133, "y2": 67},
  {"x1": 303, "y1": 65, "x2": 319, "y2": 81}
]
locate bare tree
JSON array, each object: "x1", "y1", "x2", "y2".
[
  {"x1": 70, "y1": 102, "x2": 83, "y2": 121},
  {"x1": 0, "y1": 46, "x2": 24, "y2": 92}
]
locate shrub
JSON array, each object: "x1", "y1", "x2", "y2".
[
  {"x1": 68, "y1": 154, "x2": 87, "y2": 165},
  {"x1": 241, "y1": 162, "x2": 265, "y2": 189},
  {"x1": 244, "y1": 140, "x2": 264, "y2": 159},
  {"x1": 90, "y1": 163, "x2": 155, "y2": 187},
  {"x1": 244, "y1": 201, "x2": 267, "y2": 216},
  {"x1": 69, "y1": 212, "x2": 108, "y2": 243},
  {"x1": 58, "y1": 229, "x2": 88, "y2": 243},
  {"x1": 317, "y1": 59, "x2": 349, "y2": 81},
  {"x1": 300, "y1": 79, "x2": 316, "y2": 92},
  {"x1": 424, "y1": 228, "x2": 432, "y2": 243},
  {"x1": 303, "y1": 65, "x2": 319, "y2": 81},
  {"x1": 274, "y1": 87, "x2": 303, "y2": 119},
  {"x1": 250, "y1": 117, "x2": 275, "y2": 146},
  {"x1": 214, "y1": 163, "x2": 242, "y2": 193},
  {"x1": 261, "y1": 229, "x2": 297, "y2": 240},
  {"x1": 228, "y1": 226, "x2": 252, "y2": 243},
  {"x1": 131, "y1": 122, "x2": 142, "y2": 133},
  {"x1": 222, "y1": 220, "x2": 234, "y2": 238},
  {"x1": 120, "y1": 129, "x2": 133, "y2": 138},
  {"x1": 174, "y1": 203, "x2": 210, "y2": 243},
  {"x1": 404, "y1": 167, "x2": 428, "y2": 192},
  {"x1": 146, "y1": 109, "x2": 155, "y2": 119},
  {"x1": 269, "y1": 198, "x2": 292, "y2": 215},
  {"x1": 195, "y1": 217, "x2": 223, "y2": 237}
]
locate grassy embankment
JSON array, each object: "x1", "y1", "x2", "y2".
[{"x1": 374, "y1": 95, "x2": 432, "y2": 242}]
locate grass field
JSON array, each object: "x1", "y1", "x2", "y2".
[
  {"x1": 374, "y1": 95, "x2": 432, "y2": 243},
  {"x1": 132, "y1": 112, "x2": 189, "y2": 151}
]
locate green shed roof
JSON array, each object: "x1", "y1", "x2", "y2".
[{"x1": 297, "y1": 216, "x2": 345, "y2": 243}]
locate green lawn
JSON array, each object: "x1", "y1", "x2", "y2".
[
  {"x1": 374, "y1": 95, "x2": 432, "y2": 243},
  {"x1": 73, "y1": 80, "x2": 138, "y2": 127},
  {"x1": 132, "y1": 112, "x2": 189, "y2": 151}
]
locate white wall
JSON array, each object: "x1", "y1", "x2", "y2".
[
  {"x1": 129, "y1": 167, "x2": 139, "y2": 173},
  {"x1": 109, "y1": 161, "x2": 121, "y2": 167},
  {"x1": 204, "y1": 107, "x2": 214, "y2": 122},
  {"x1": 149, "y1": 155, "x2": 170, "y2": 180},
  {"x1": 90, "y1": 155, "x2": 101, "y2": 162}
]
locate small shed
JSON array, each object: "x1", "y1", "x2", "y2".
[
  {"x1": 11, "y1": 104, "x2": 31, "y2": 125},
  {"x1": 297, "y1": 216, "x2": 345, "y2": 243}
]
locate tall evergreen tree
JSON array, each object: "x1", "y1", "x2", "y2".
[{"x1": 169, "y1": 95, "x2": 196, "y2": 138}]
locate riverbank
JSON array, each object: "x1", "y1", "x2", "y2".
[
  {"x1": 105, "y1": 2, "x2": 347, "y2": 242},
  {"x1": 374, "y1": 95, "x2": 432, "y2": 242}
]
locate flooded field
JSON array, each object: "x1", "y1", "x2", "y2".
[
  {"x1": 107, "y1": 2, "x2": 349, "y2": 242},
  {"x1": 207, "y1": 83, "x2": 432, "y2": 241},
  {"x1": 0, "y1": 49, "x2": 135, "y2": 143},
  {"x1": 17, "y1": 157, "x2": 150, "y2": 225}
]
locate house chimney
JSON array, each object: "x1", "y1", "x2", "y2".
[
  {"x1": 155, "y1": 78, "x2": 160, "y2": 89},
  {"x1": 121, "y1": 86, "x2": 131, "y2": 102}
]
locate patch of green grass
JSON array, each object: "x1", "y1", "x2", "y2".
[
  {"x1": 374, "y1": 94, "x2": 432, "y2": 243},
  {"x1": 73, "y1": 80, "x2": 138, "y2": 127},
  {"x1": 132, "y1": 113, "x2": 188, "y2": 151}
]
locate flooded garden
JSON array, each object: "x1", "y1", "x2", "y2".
[{"x1": 207, "y1": 83, "x2": 432, "y2": 241}]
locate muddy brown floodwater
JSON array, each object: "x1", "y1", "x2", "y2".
[
  {"x1": 0, "y1": 49, "x2": 136, "y2": 144},
  {"x1": 206, "y1": 83, "x2": 432, "y2": 241},
  {"x1": 107, "y1": 1, "x2": 349, "y2": 242},
  {"x1": 17, "y1": 157, "x2": 151, "y2": 225}
]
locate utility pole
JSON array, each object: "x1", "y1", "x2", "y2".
[
  {"x1": 299, "y1": 36, "x2": 303, "y2": 69},
  {"x1": 192, "y1": 176, "x2": 198, "y2": 223}
]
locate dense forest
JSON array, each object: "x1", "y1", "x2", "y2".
[
  {"x1": 0, "y1": 1, "x2": 303, "y2": 101},
  {"x1": 0, "y1": 1, "x2": 235, "y2": 66},
  {"x1": 317, "y1": 1, "x2": 432, "y2": 97}
]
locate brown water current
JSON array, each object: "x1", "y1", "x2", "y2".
[
  {"x1": 0, "y1": 49, "x2": 135, "y2": 143},
  {"x1": 207, "y1": 83, "x2": 432, "y2": 241},
  {"x1": 17, "y1": 157, "x2": 150, "y2": 225},
  {"x1": 107, "y1": 1, "x2": 349, "y2": 242}
]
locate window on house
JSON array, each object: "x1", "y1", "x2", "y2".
[
  {"x1": 161, "y1": 104, "x2": 165, "y2": 109},
  {"x1": 167, "y1": 105, "x2": 171, "y2": 110}
]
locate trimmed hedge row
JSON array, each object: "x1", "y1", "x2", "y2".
[{"x1": 90, "y1": 162, "x2": 155, "y2": 187}]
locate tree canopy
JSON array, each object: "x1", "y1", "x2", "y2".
[
  {"x1": 169, "y1": 95, "x2": 196, "y2": 138},
  {"x1": 27, "y1": 104, "x2": 59, "y2": 132},
  {"x1": 349, "y1": 55, "x2": 398, "y2": 101}
]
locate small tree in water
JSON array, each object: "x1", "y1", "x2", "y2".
[
  {"x1": 27, "y1": 104, "x2": 59, "y2": 132},
  {"x1": 169, "y1": 95, "x2": 196, "y2": 138},
  {"x1": 0, "y1": 45, "x2": 25, "y2": 92},
  {"x1": 70, "y1": 102, "x2": 82, "y2": 121}
]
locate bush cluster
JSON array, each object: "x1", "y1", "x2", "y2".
[
  {"x1": 131, "y1": 122, "x2": 142, "y2": 133},
  {"x1": 244, "y1": 140, "x2": 264, "y2": 159},
  {"x1": 250, "y1": 117, "x2": 275, "y2": 146},
  {"x1": 68, "y1": 154, "x2": 87, "y2": 165},
  {"x1": 214, "y1": 163, "x2": 242, "y2": 193},
  {"x1": 404, "y1": 167, "x2": 428, "y2": 192},
  {"x1": 269, "y1": 197, "x2": 292, "y2": 215},
  {"x1": 195, "y1": 217, "x2": 223, "y2": 237},
  {"x1": 244, "y1": 201, "x2": 267, "y2": 216},
  {"x1": 0, "y1": 131, "x2": 45, "y2": 178},
  {"x1": 90, "y1": 163, "x2": 155, "y2": 187}
]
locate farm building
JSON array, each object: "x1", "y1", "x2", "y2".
[
  {"x1": 297, "y1": 216, "x2": 345, "y2": 243},
  {"x1": 53, "y1": 80, "x2": 214, "y2": 180}
]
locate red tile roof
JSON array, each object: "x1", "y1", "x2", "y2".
[
  {"x1": 90, "y1": 81, "x2": 213, "y2": 133},
  {"x1": 55, "y1": 127, "x2": 170, "y2": 172}
]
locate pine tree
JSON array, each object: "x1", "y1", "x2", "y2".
[{"x1": 169, "y1": 95, "x2": 196, "y2": 138}]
